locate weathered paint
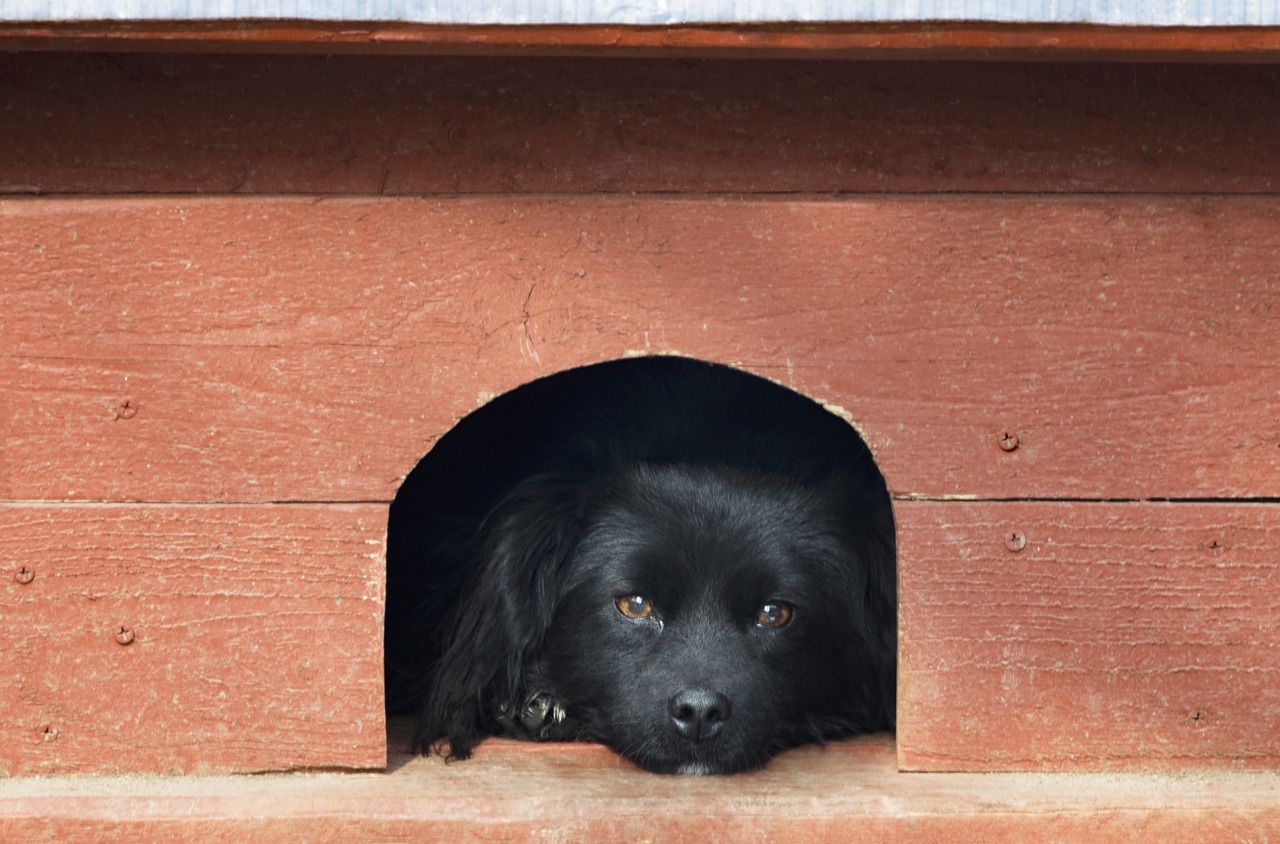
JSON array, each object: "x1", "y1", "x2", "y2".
[
  {"x1": 898, "y1": 501, "x2": 1280, "y2": 771},
  {"x1": 1, "y1": 504, "x2": 387, "y2": 775},
  {"x1": 3, "y1": 196, "x2": 1277, "y2": 503},
  {"x1": 2, "y1": 48, "x2": 1278, "y2": 793}
]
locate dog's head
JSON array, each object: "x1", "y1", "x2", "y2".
[{"x1": 417, "y1": 461, "x2": 895, "y2": 775}]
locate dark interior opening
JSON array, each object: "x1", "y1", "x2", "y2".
[{"x1": 384, "y1": 355, "x2": 896, "y2": 762}]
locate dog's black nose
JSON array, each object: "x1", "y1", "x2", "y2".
[{"x1": 668, "y1": 689, "x2": 732, "y2": 742}]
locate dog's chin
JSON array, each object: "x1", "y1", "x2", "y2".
[
  {"x1": 630, "y1": 751, "x2": 769, "y2": 776},
  {"x1": 610, "y1": 739, "x2": 772, "y2": 776}
]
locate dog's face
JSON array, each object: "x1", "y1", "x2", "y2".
[{"x1": 534, "y1": 464, "x2": 888, "y2": 774}]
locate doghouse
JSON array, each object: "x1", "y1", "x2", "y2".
[{"x1": 2, "y1": 7, "x2": 1280, "y2": 839}]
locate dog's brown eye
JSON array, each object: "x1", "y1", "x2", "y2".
[
  {"x1": 616, "y1": 594, "x2": 655, "y2": 620},
  {"x1": 756, "y1": 601, "x2": 793, "y2": 629}
]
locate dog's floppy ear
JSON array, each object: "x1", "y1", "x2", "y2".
[
  {"x1": 414, "y1": 472, "x2": 585, "y2": 759},
  {"x1": 855, "y1": 487, "x2": 898, "y2": 731}
]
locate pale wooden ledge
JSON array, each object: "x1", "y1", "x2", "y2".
[{"x1": 3, "y1": 732, "x2": 1279, "y2": 841}]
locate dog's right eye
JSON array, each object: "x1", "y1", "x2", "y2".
[
  {"x1": 615, "y1": 594, "x2": 655, "y2": 620},
  {"x1": 755, "y1": 601, "x2": 794, "y2": 629}
]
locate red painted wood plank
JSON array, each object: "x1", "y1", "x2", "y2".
[
  {"x1": 898, "y1": 501, "x2": 1280, "y2": 772},
  {"x1": 2, "y1": 736, "x2": 1279, "y2": 842},
  {"x1": 0, "y1": 504, "x2": 387, "y2": 775},
  {"x1": 3, "y1": 196, "x2": 1277, "y2": 503},
  {"x1": 3, "y1": 55, "x2": 1280, "y2": 195},
  {"x1": 3, "y1": 21, "x2": 1280, "y2": 62}
]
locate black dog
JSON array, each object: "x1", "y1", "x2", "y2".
[{"x1": 385, "y1": 356, "x2": 895, "y2": 775}]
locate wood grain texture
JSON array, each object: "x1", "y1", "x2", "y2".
[
  {"x1": 3, "y1": 21, "x2": 1280, "y2": 62},
  {"x1": 3, "y1": 195, "x2": 1277, "y2": 502},
  {"x1": 2, "y1": 736, "x2": 1279, "y2": 842},
  {"x1": 3, "y1": 54, "x2": 1280, "y2": 196},
  {"x1": 0, "y1": 503, "x2": 387, "y2": 775},
  {"x1": 897, "y1": 501, "x2": 1280, "y2": 772}
]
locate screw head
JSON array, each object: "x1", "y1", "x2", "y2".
[
  {"x1": 998, "y1": 431, "x2": 1021, "y2": 452},
  {"x1": 114, "y1": 398, "x2": 138, "y2": 420},
  {"x1": 14, "y1": 566, "x2": 35, "y2": 585},
  {"x1": 1004, "y1": 531, "x2": 1028, "y2": 552},
  {"x1": 446, "y1": 122, "x2": 471, "y2": 151},
  {"x1": 114, "y1": 625, "x2": 136, "y2": 646}
]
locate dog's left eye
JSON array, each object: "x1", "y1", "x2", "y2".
[
  {"x1": 755, "y1": 601, "x2": 794, "y2": 629},
  {"x1": 616, "y1": 594, "x2": 656, "y2": 620}
]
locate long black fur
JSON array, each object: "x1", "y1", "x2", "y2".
[{"x1": 385, "y1": 356, "x2": 895, "y2": 774}]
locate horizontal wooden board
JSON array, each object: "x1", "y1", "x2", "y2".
[
  {"x1": 897, "y1": 501, "x2": 1280, "y2": 772},
  {"x1": 3, "y1": 55, "x2": 1280, "y2": 195},
  {"x1": 0, "y1": 503, "x2": 387, "y2": 775},
  {"x1": 3, "y1": 735, "x2": 1280, "y2": 842},
  {"x1": 5, "y1": 20, "x2": 1280, "y2": 62},
  {"x1": 3, "y1": 196, "x2": 1278, "y2": 502}
]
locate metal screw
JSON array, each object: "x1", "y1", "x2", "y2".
[
  {"x1": 998, "y1": 431, "x2": 1020, "y2": 452},
  {"x1": 1005, "y1": 531, "x2": 1027, "y2": 552},
  {"x1": 114, "y1": 625, "x2": 136, "y2": 646},
  {"x1": 14, "y1": 566, "x2": 35, "y2": 585},
  {"x1": 115, "y1": 398, "x2": 138, "y2": 420},
  {"x1": 446, "y1": 123, "x2": 470, "y2": 151}
]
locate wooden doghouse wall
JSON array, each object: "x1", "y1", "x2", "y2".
[{"x1": 2, "y1": 54, "x2": 1279, "y2": 777}]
